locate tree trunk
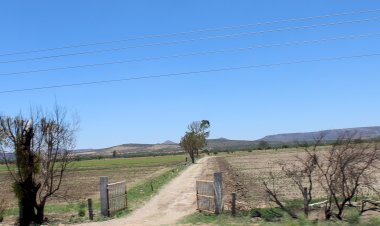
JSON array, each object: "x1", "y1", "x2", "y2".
[
  {"x1": 18, "y1": 195, "x2": 36, "y2": 226},
  {"x1": 18, "y1": 185, "x2": 38, "y2": 226},
  {"x1": 17, "y1": 120, "x2": 39, "y2": 226},
  {"x1": 325, "y1": 208, "x2": 332, "y2": 220},
  {"x1": 35, "y1": 203, "x2": 45, "y2": 224},
  {"x1": 17, "y1": 179, "x2": 41, "y2": 226},
  {"x1": 303, "y1": 187, "x2": 309, "y2": 216},
  {"x1": 337, "y1": 199, "x2": 351, "y2": 220},
  {"x1": 189, "y1": 149, "x2": 195, "y2": 164},
  {"x1": 336, "y1": 205, "x2": 344, "y2": 220}
]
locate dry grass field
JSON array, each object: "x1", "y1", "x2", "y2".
[
  {"x1": 221, "y1": 148, "x2": 380, "y2": 209},
  {"x1": 0, "y1": 154, "x2": 218, "y2": 225},
  {"x1": 180, "y1": 148, "x2": 380, "y2": 226},
  {"x1": 224, "y1": 149, "x2": 312, "y2": 208},
  {"x1": 0, "y1": 155, "x2": 187, "y2": 208}
]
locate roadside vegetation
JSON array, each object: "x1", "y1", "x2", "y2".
[
  {"x1": 261, "y1": 134, "x2": 380, "y2": 221},
  {"x1": 182, "y1": 135, "x2": 380, "y2": 226},
  {"x1": 179, "y1": 210, "x2": 380, "y2": 226},
  {"x1": 2, "y1": 108, "x2": 380, "y2": 225},
  {"x1": 0, "y1": 154, "x2": 188, "y2": 224},
  {"x1": 0, "y1": 105, "x2": 78, "y2": 225}
]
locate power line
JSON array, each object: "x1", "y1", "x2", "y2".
[
  {"x1": 1, "y1": 8, "x2": 380, "y2": 57},
  {"x1": 1, "y1": 32, "x2": 379, "y2": 77},
  {"x1": 1, "y1": 17, "x2": 379, "y2": 64},
  {"x1": 1, "y1": 53, "x2": 379, "y2": 94}
]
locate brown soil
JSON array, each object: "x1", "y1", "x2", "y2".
[
  {"x1": 214, "y1": 157, "x2": 251, "y2": 211},
  {"x1": 73, "y1": 156, "x2": 219, "y2": 226},
  {"x1": 0, "y1": 158, "x2": 183, "y2": 207}
]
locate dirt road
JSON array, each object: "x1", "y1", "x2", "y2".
[{"x1": 75, "y1": 156, "x2": 217, "y2": 226}]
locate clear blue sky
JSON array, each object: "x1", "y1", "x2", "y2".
[{"x1": 1, "y1": 1, "x2": 379, "y2": 149}]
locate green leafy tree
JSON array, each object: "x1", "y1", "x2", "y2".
[
  {"x1": 0, "y1": 106, "x2": 78, "y2": 225},
  {"x1": 179, "y1": 120, "x2": 210, "y2": 163},
  {"x1": 258, "y1": 140, "x2": 270, "y2": 150}
]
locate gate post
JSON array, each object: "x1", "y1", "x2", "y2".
[
  {"x1": 100, "y1": 176, "x2": 109, "y2": 216},
  {"x1": 231, "y1": 192, "x2": 236, "y2": 216},
  {"x1": 213, "y1": 172, "x2": 223, "y2": 214},
  {"x1": 88, "y1": 198, "x2": 94, "y2": 220}
]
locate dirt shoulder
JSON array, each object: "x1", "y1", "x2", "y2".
[
  {"x1": 214, "y1": 156, "x2": 251, "y2": 211},
  {"x1": 74, "y1": 156, "x2": 218, "y2": 226}
]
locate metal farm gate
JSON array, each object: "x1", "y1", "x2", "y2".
[
  {"x1": 196, "y1": 180, "x2": 215, "y2": 213},
  {"x1": 196, "y1": 172, "x2": 223, "y2": 214},
  {"x1": 107, "y1": 180, "x2": 127, "y2": 216}
]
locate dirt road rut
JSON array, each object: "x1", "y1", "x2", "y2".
[{"x1": 75, "y1": 156, "x2": 216, "y2": 226}]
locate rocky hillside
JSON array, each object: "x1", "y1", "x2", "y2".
[{"x1": 260, "y1": 126, "x2": 380, "y2": 142}]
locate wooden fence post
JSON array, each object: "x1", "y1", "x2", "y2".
[
  {"x1": 231, "y1": 192, "x2": 236, "y2": 216},
  {"x1": 303, "y1": 187, "x2": 309, "y2": 216},
  {"x1": 88, "y1": 198, "x2": 94, "y2": 220},
  {"x1": 100, "y1": 176, "x2": 109, "y2": 216},
  {"x1": 213, "y1": 172, "x2": 223, "y2": 214}
]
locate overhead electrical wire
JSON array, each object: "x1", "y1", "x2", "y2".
[
  {"x1": 1, "y1": 32, "x2": 379, "y2": 77},
  {"x1": 1, "y1": 17, "x2": 379, "y2": 64},
  {"x1": 0, "y1": 8, "x2": 380, "y2": 57},
  {"x1": 1, "y1": 53, "x2": 379, "y2": 94}
]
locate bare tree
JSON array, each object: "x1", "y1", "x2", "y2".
[
  {"x1": 262, "y1": 133, "x2": 380, "y2": 221},
  {"x1": 262, "y1": 171, "x2": 299, "y2": 219},
  {"x1": 179, "y1": 120, "x2": 210, "y2": 163},
  {"x1": 262, "y1": 150, "x2": 317, "y2": 219},
  {"x1": 0, "y1": 106, "x2": 78, "y2": 225},
  {"x1": 0, "y1": 198, "x2": 6, "y2": 222},
  {"x1": 280, "y1": 153, "x2": 317, "y2": 216},
  {"x1": 306, "y1": 132, "x2": 380, "y2": 220}
]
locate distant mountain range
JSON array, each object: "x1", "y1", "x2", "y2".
[
  {"x1": 162, "y1": 140, "x2": 176, "y2": 145},
  {"x1": 260, "y1": 126, "x2": 380, "y2": 142},
  {"x1": 2, "y1": 126, "x2": 379, "y2": 159},
  {"x1": 77, "y1": 126, "x2": 380, "y2": 155}
]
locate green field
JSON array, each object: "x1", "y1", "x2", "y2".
[
  {"x1": 0, "y1": 154, "x2": 188, "y2": 224},
  {"x1": 179, "y1": 211, "x2": 380, "y2": 226}
]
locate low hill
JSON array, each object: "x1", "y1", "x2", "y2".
[
  {"x1": 260, "y1": 126, "x2": 380, "y2": 142},
  {"x1": 76, "y1": 126, "x2": 380, "y2": 156},
  {"x1": 3, "y1": 126, "x2": 379, "y2": 159},
  {"x1": 162, "y1": 140, "x2": 176, "y2": 145},
  {"x1": 94, "y1": 143, "x2": 181, "y2": 155}
]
